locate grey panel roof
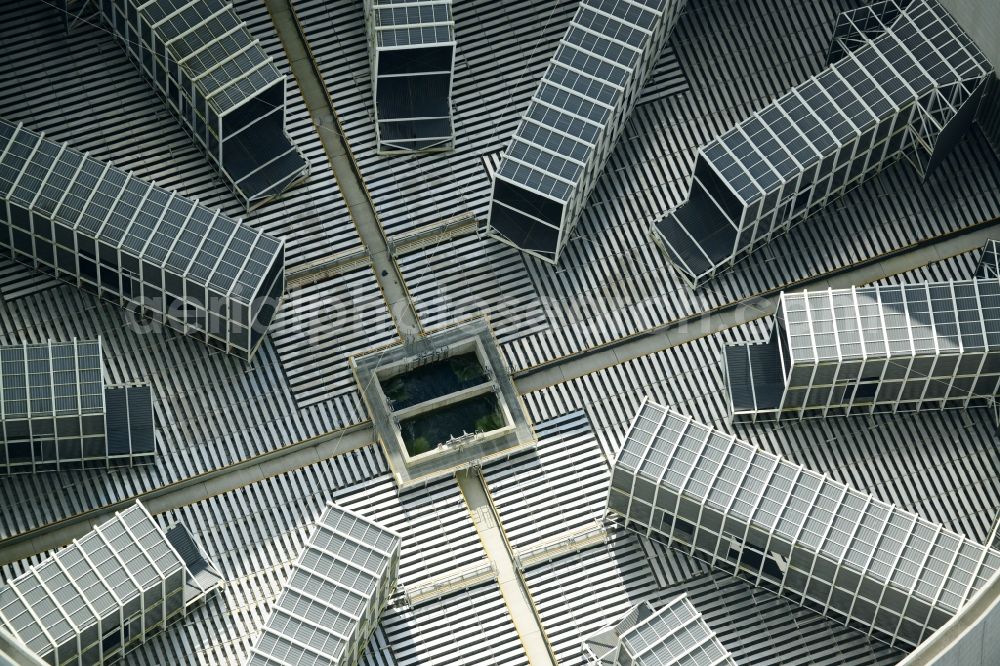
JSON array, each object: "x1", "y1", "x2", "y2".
[
  {"x1": 496, "y1": 0, "x2": 676, "y2": 203},
  {"x1": 0, "y1": 119, "x2": 283, "y2": 304},
  {"x1": 370, "y1": 0, "x2": 455, "y2": 48},
  {"x1": 614, "y1": 400, "x2": 1000, "y2": 639},
  {"x1": 245, "y1": 502, "x2": 401, "y2": 666},
  {"x1": 0, "y1": 503, "x2": 188, "y2": 659},
  {"x1": 137, "y1": 0, "x2": 284, "y2": 114},
  {"x1": 778, "y1": 278, "x2": 1000, "y2": 365},
  {"x1": 700, "y1": 0, "x2": 992, "y2": 205},
  {"x1": 0, "y1": 339, "x2": 103, "y2": 421},
  {"x1": 104, "y1": 384, "x2": 155, "y2": 456}
]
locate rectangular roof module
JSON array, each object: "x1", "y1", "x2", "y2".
[
  {"x1": 97, "y1": 0, "x2": 310, "y2": 210},
  {"x1": 364, "y1": 0, "x2": 456, "y2": 154},
  {"x1": 583, "y1": 595, "x2": 736, "y2": 665},
  {"x1": 245, "y1": 502, "x2": 401, "y2": 666},
  {"x1": 486, "y1": 0, "x2": 688, "y2": 263},
  {"x1": 0, "y1": 338, "x2": 155, "y2": 475},
  {"x1": 608, "y1": 399, "x2": 1000, "y2": 651},
  {"x1": 0, "y1": 501, "x2": 220, "y2": 665},
  {"x1": 0, "y1": 119, "x2": 286, "y2": 361},
  {"x1": 656, "y1": 0, "x2": 993, "y2": 287},
  {"x1": 723, "y1": 273, "x2": 1000, "y2": 422}
]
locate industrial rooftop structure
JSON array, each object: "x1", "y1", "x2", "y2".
[
  {"x1": 582, "y1": 595, "x2": 736, "y2": 666},
  {"x1": 0, "y1": 119, "x2": 286, "y2": 361},
  {"x1": 3, "y1": 0, "x2": 1000, "y2": 665},
  {"x1": 0, "y1": 338, "x2": 154, "y2": 475},
  {"x1": 364, "y1": 0, "x2": 456, "y2": 154},
  {"x1": 724, "y1": 242, "x2": 1000, "y2": 421},
  {"x1": 97, "y1": 0, "x2": 310, "y2": 210},
  {"x1": 0, "y1": 501, "x2": 219, "y2": 665},
  {"x1": 655, "y1": 0, "x2": 993, "y2": 287},
  {"x1": 244, "y1": 502, "x2": 401, "y2": 666},
  {"x1": 486, "y1": 0, "x2": 688, "y2": 263},
  {"x1": 608, "y1": 399, "x2": 1000, "y2": 651}
]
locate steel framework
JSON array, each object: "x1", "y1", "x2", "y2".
[
  {"x1": 582, "y1": 594, "x2": 736, "y2": 665},
  {"x1": 244, "y1": 502, "x2": 401, "y2": 666},
  {"x1": 656, "y1": 0, "x2": 993, "y2": 287},
  {"x1": 0, "y1": 338, "x2": 155, "y2": 475},
  {"x1": 0, "y1": 119, "x2": 286, "y2": 360},
  {"x1": 486, "y1": 0, "x2": 688, "y2": 264},
  {"x1": 96, "y1": 0, "x2": 310, "y2": 210},
  {"x1": 607, "y1": 399, "x2": 1000, "y2": 651},
  {"x1": 724, "y1": 250, "x2": 1000, "y2": 422},
  {"x1": 364, "y1": 0, "x2": 456, "y2": 155},
  {"x1": 0, "y1": 501, "x2": 219, "y2": 665}
]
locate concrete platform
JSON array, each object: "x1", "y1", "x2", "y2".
[{"x1": 352, "y1": 318, "x2": 535, "y2": 487}]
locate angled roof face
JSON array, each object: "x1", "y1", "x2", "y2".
[
  {"x1": 0, "y1": 119, "x2": 283, "y2": 305},
  {"x1": 104, "y1": 384, "x2": 156, "y2": 457},
  {"x1": 0, "y1": 339, "x2": 103, "y2": 421},
  {"x1": 777, "y1": 278, "x2": 1000, "y2": 366},
  {"x1": 976, "y1": 239, "x2": 1000, "y2": 279},
  {"x1": 0, "y1": 502, "x2": 193, "y2": 660},
  {"x1": 136, "y1": 0, "x2": 284, "y2": 115},
  {"x1": 495, "y1": 0, "x2": 678, "y2": 205},
  {"x1": 699, "y1": 0, "x2": 991, "y2": 205},
  {"x1": 245, "y1": 503, "x2": 401, "y2": 666},
  {"x1": 612, "y1": 400, "x2": 1000, "y2": 645},
  {"x1": 369, "y1": 0, "x2": 455, "y2": 49},
  {"x1": 618, "y1": 596, "x2": 736, "y2": 666},
  {"x1": 584, "y1": 597, "x2": 736, "y2": 665}
]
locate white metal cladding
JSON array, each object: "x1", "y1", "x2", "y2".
[
  {"x1": 486, "y1": 0, "x2": 688, "y2": 264},
  {"x1": 583, "y1": 595, "x2": 736, "y2": 666},
  {"x1": 607, "y1": 399, "x2": 1000, "y2": 652},
  {"x1": 655, "y1": 0, "x2": 993, "y2": 288},
  {"x1": 0, "y1": 118, "x2": 285, "y2": 361},
  {"x1": 723, "y1": 276, "x2": 1000, "y2": 422},
  {"x1": 0, "y1": 502, "x2": 211, "y2": 665},
  {"x1": 364, "y1": 0, "x2": 456, "y2": 154},
  {"x1": 97, "y1": 0, "x2": 310, "y2": 210},
  {"x1": 245, "y1": 502, "x2": 402, "y2": 666}
]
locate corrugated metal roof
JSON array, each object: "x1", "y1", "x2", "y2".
[{"x1": 0, "y1": 2, "x2": 998, "y2": 666}]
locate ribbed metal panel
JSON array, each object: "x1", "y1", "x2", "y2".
[
  {"x1": 0, "y1": 0, "x2": 388, "y2": 538},
  {"x1": 524, "y1": 534, "x2": 904, "y2": 666},
  {"x1": 268, "y1": 267, "x2": 398, "y2": 409},
  {"x1": 103, "y1": 386, "x2": 131, "y2": 456},
  {"x1": 481, "y1": 410, "x2": 609, "y2": 550},
  {"x1": 297, "y1": 0, "x2": 1000, "y2": 374},
  {"x1": 124, "y1": 384, "x2": 154, "y2": 456},
  {"x1": 0, "y1": 0, "x2": 359, "y2": 274}
]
